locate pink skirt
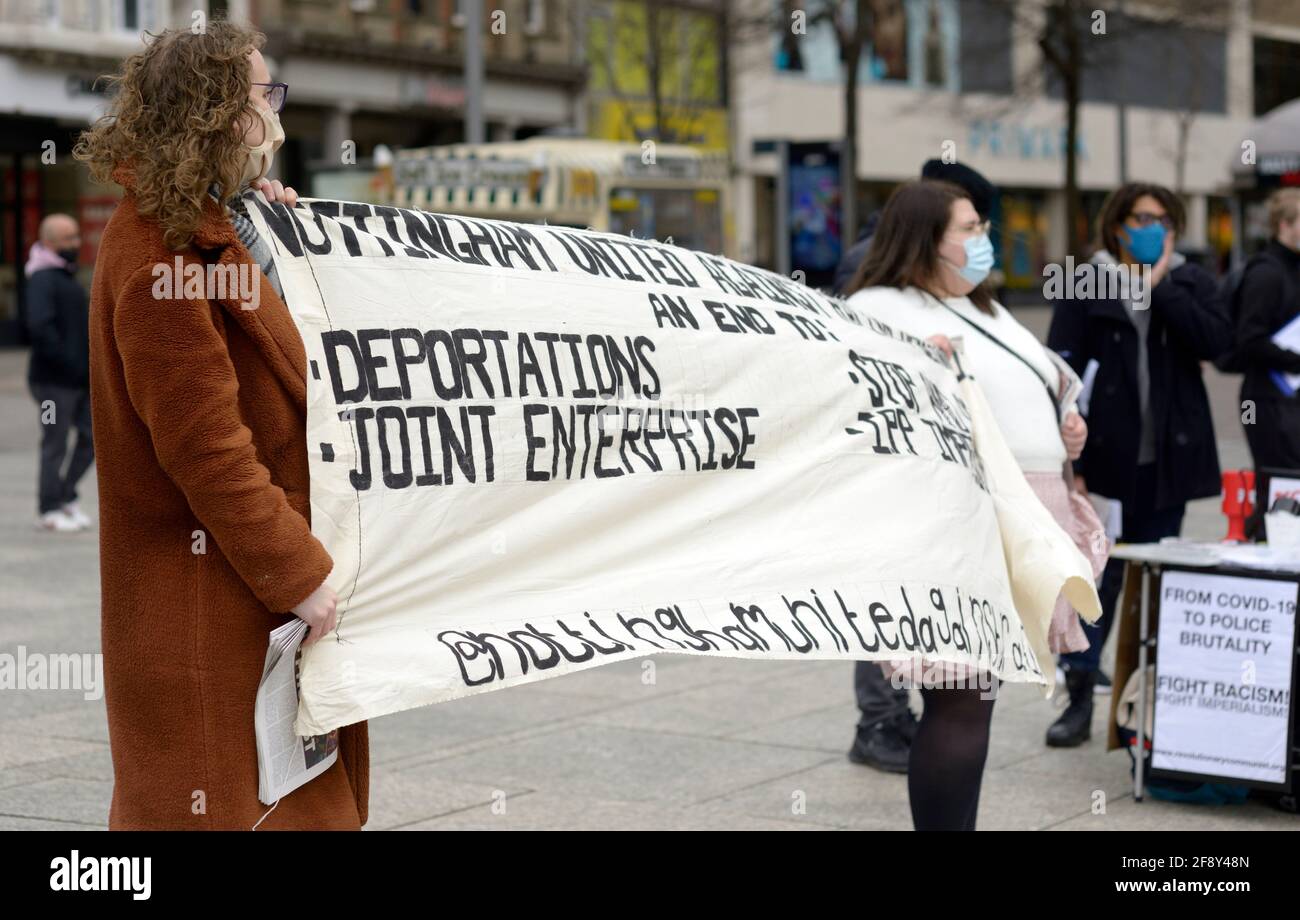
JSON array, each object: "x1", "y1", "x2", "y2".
[
  {"x1": 1024, "y1": 471, "x2": 1108, "y2": 655},
  {"x1": 879, "y1": 470, "x2": 1108, "y2": 687}
]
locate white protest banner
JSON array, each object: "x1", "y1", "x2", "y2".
[
  {"x1": 244, "y1": 195, "x2": 1101, "y2": 736},
  {"x1": 1155, "y1": 570, "x2": 1297, "y2": 784}
]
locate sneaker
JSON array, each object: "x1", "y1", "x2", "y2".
[
  {"x1": 848, "y1": 723, "x2": 911, "y2": 774},
  {"x1": 61, "y1": 502, "x2": 92, "y2": 530},
  {"x1": 1094, "y1": 670, "x2": 1112, "y2": 696},
  {"x1": 36, "y1": 510, "x2": 81, "y2": 533}
]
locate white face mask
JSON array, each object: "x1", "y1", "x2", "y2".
[{"x1": 239, "y1": 105, "x2": 284, "y2": 188}]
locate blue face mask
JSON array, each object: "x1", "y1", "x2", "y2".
[
  {"x1": 1120, "y1": 222, "x2": 1166, "y2": 265},
  {"x1": 945, "y1": 233, "x2": 995, "y2": 286}
]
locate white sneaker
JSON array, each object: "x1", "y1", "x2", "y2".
[
  {"x1": 61, "y1": 502, "x2": 92, "y2": 530},
  {"x1": 36, "y1": 510, "x2": 81, "y2": 533}
]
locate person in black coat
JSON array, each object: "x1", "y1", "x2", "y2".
[
  {"x1": 1046, "y1": 183, "x2": 1232, "y2": 745},
  {"x1": 1232, "y1": 188, "x2": 1300, "y2": 472},
  {"x1": 26, "y1": 213, "x2": 95, "y2": 532}
]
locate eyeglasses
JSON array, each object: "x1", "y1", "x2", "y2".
[
  {"x1": 1128, "y1": 211, "x2": 1174, "y2": 230},
  {"x1": 252, "y1": 82, "x2": 288, "y2": 114}
]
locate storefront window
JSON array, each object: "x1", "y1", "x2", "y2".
[
  {"x1": 996, "y1": 191, "x2": 1049, "y2": 291},
  {"x1": 1206, "y1": 196, "x2": 1234, "y2": 275},
  {"x1": 773, "y1": 0, "x2": 958, "y2": 91},
  {"x1": 0, "y1": 148, "x2": 116, "y2": 344},
  {"x1": 1080, "y1": 190, "x2": 1108, "y2": 251},
  {"x1": 0, "y1": 157, "x2": 43, "y2": 338},
  {"x1": 1253, "y1": 36, "x2": 1300, "y2": 116}
]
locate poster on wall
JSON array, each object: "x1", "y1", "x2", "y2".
[
  {"x1": 786, "y1": 141, "x2": 842, "y2": 290},
  {"x1": 1154, "y1": 569, "x2": 1297, "y2": 787}
]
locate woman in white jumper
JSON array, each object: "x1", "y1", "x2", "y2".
[{"x1": 842, "y1": 179, "x2": 1106, "y2": 830}]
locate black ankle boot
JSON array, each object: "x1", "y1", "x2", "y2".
[{"x1": 1046, "y1": 667, "x2": 1097, "y2": 747}]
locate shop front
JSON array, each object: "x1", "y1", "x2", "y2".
[{"x1": 0, "y1": 115, "x2": 119, "y2": 346}]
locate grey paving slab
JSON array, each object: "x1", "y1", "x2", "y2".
[
  {"x1": 407, "y1": 722, "x2": 835, "y2": 807},
  {"x1": 0, "y1": 731, "x2": 107, "y2": 772},
  {"x1": 975, "y1": 762, "x2": 1134, "y2": 831},
  {"x1": 1050, "y1": 794, "x2": 1299, "y2": 831},
  {"x1": 0, "y1": 675, "x2": 108, "y2": 722},
  {"x1": 709, "y1": 758, "x2": 914, "y2": 830},
  {"x1": 985, "y1": 694, "x2": 1103, "y2": 771},
  {"x1": 727, "y1": 702, "x2": 861, "y2": 755},
  {"x1": 0, "y1": 814, "x2": 106, "y2": 830},
  {"x1": 397, "y1": 791, "x2": 831, "y2": 831},
  {"x1": 369, "y1": 684, "x2": 627, "y2": 767},
  {"x1": 364, "y1": 759, "x2": 533, "y2": 830},
  {"x1": 1, "y1": 700, "x2": 110, "y2": 745},
  {"x1": 578, "y1": 662, "x2": 855, "y2": 738},
  {"x1": 0, "y1": 746, "x2": 115, "y2": 791},
  {"x1": 0, "y1": 776, "x2": 113, "y2": 826}
]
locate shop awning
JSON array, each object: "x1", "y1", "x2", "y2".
[{"x1": 1231, "y1": 98, "x2": 1300, "y2": 189}]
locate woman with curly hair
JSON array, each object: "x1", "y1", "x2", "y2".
[{"x1": 76, "y1": 22, "x2": 368, "y2": 829}]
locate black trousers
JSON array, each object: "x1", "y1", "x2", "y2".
[
  {"x1": 31, "y1": 382, "x2": 94, "y2": 515},
  {"x1": 854, "y1": 660, "x2": 912, "y2": 731}
]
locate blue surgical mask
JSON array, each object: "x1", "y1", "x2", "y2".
[
  {"x1": 1120, "y1": 222, "x2": 1166, "y2": 265},
  {"x1": 944, "y1": 233, "x2": 995, "y2": 286}
]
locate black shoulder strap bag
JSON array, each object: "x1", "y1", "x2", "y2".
[
  {"x1": 920, "y1": 291, "x2": 1061, "y2": 421},
  {"x1": 921, "y1": 291, "x2": 1087, "y2": 488}
]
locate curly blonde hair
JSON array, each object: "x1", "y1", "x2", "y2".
[{"x1": 75, "y1": 22, "x2": 265, "y2": 251}]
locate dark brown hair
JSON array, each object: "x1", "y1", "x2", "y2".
[
  {"x1": 74, "y1": 22, "x2": 264, "y2": 250},
  {"x1": 844, "y1": 179, "x2": 995, "y2": 315},
  {"x1": 1097, "y1": 182, "x2": 1186, "y2": 260}
]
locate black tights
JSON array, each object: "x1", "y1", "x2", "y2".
[{"x1": 908, "y1": 684, "x2": 998, "y2": 831}]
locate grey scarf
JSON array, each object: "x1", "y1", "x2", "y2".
[{"x1": 211, "y1": 187, "x2": 284, "y2": 300}]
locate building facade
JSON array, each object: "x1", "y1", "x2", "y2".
[
  {"x1": 730, "y1": 0, "x2": 1300, "y2": 294},
  {"x1": 0, "y1": 0, "x2": 585, "y2": 341},
  {"x1": 258, "y1": 0, "x2": 584, "y2": 195}
]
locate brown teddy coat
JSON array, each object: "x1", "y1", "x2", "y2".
[{"x1": 89, "y1": 168, "x2": 368, "y2": 829}]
